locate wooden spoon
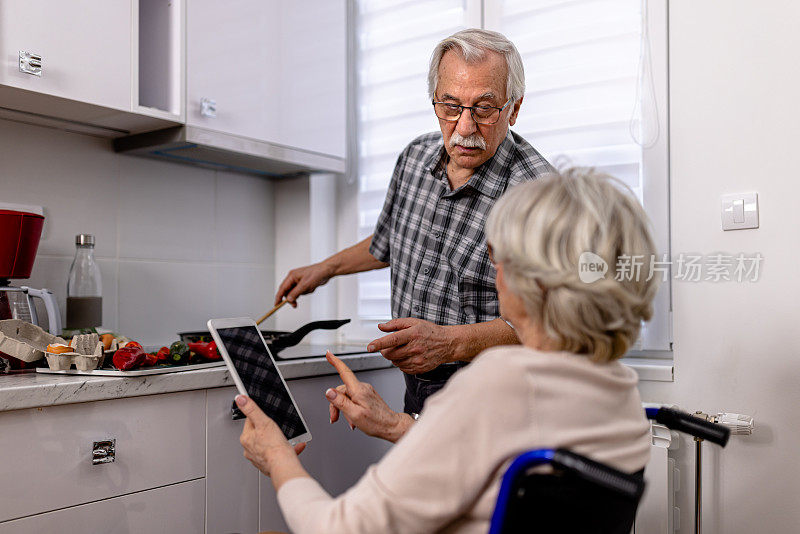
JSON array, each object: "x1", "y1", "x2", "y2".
[{"x1": 255, "y1": 300, "x2": 289, "y2": 326}]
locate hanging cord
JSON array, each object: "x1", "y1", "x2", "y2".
[{"x1": 629, "y1": 0, "x2": 660, "y2": 148}]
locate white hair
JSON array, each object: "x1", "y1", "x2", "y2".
[
  {"x1": 428, "y1": 28, "x2": 525, "y2": 102},
  {"x1": 486, "y1": 168, "x2": 659, "y2": 363}
]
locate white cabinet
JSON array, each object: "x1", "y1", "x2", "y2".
[
  {"x1": 0, "y1": 390, "x2": 206, "y2": 523},
  {"x1": 0, "y1": 0, "x2": 184, "y2": 137},
  {"x1": 186, "y1": 0, "x2": 346, "y2": 159},
  {"x1": 0, "y1": 478, "x2": 205, "y2": 534},
  {"x1": 206, "y1": 386, "x2": 260, "y2": 534},
  {"x1": 0, "y1": 365, "x2": 399, "y2": 531},
  {"x1": 0, "y1": 0, "x2": 132, "y2": 111}
]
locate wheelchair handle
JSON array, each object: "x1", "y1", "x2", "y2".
[{"x1": 646, "y1": 407, "x2": 730, "y2": 446}]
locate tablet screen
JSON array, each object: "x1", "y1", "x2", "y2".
[{"x1": 215, "y1": 325, "x2": 308, "y2": 440}]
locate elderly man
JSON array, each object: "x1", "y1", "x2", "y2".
[{"x1": 274, "y1": 28, "x2": 553, "y2": 413}]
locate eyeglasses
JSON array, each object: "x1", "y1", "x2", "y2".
[{"x1": 432, "y1": 98, "x2": 512, "y2": 125}]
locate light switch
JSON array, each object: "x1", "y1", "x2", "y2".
[
  {"x1": 721, "y1": 193, "x2": 758, "y2": 231},
  {"x1": 732, "y1": 199, "x2": 745, "y2": 223}
]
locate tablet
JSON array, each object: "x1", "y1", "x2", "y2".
[{"x1": 208, "y1": 317, "x2": 311, "y2": 446}]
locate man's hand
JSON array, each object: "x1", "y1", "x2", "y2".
[
  {"x1": 274, "y1": 262, "x2": 335, "y2": 307},
  {"x1": 325, "y1": 351, "x2": 414, "y2": 443},
  {"x1": 237, "y1": 395, "x2": 306, "y2": 478},
  {"x1": 367, "y1": 318, "x2": 460, "y2": 375}
]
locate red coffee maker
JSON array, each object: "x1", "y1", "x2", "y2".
[{"x1": 0, "y1": 205, "x2": 61, "y2": 371}]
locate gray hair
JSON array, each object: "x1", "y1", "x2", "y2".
[
  {"x1": 486, "y1": 168, "x2": 659, "y2": 363},
  {"x1": 428, "y1": 29, "x2": 526, "y2": 102}
]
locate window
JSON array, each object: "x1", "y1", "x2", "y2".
[
  {"x1": 348, "y1": 0, "x2": 670, "y2": 354},
  {"x1": 350, "y1": 0, "x2": 481, "y2": 339}
]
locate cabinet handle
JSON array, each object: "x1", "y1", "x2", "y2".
[
  {"x1": 92, "y1": 439, "x2": 116, "y2": 465},
  {"x1": 19, "y1": 51, "x2": 42, "y2": 76}
]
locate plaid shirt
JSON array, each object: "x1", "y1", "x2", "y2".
[{"x1": 370, "y1": 130, "x2": 554, "y2": 327}]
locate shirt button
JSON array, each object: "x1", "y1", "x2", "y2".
[
  {"x1": 433, "y1": 231, "x2": 442, "y2": 238},
  {"x1": 422, "y1": 268, "x2": 430, "y2": 274},
  {"x1": 414, "y1": 305, "x2": 421, "y2": 312}
]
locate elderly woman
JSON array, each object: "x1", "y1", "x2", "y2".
[{"x1": 235, "y1": 168, "x2": 659, "y2": 533}]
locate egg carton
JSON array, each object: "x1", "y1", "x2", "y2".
[
  {"x1": 0, "y1": 319, "x2": 67, "y2": 362},
  {"x1": 44, "y1": 334, "x2": 105, "y2": 371}
]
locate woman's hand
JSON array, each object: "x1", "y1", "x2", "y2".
[
  {"x1": 325, "y1": 351, "x2": 415, "y2": 443},
  {"x1": 236, "y1": 395, "x2": 309, "y2": 489}
]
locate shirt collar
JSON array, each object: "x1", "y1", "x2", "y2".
[{"x1": 426, "y1": 131, "x2": 517, "y2": 199}]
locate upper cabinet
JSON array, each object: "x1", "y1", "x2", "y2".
[
  {"x1": 0, "y1": 0, "x2": 346, "y2": 173},
  {"x1": 0, "y1": 0, "x2": 132, "y2": 110},
  {"x1": 186, "y1": 0, "x2": 346, "y2": 160},
  {"x1": 0, "y1": 0, "x2": 183, "y2": 137}
]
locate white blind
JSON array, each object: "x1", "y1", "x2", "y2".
[
  {"x1": 486, "y1": 0, "x2": 644, "y2": 200},
  {"x1": 353, "y1": 0, "x2": 670, "y2": 351},
  {"x1": 354, "y1": 0, "x2": 480, "y2": 329}
]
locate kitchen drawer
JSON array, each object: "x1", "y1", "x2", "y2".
[
  {"x1": 0, "y1": 390, "x2": 206, "y2": 523},
  {"x1": 0, "y1": 478, "x2": 205, "y2": 533}
]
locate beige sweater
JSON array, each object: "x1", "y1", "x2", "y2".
[{"x1": 278, "y1": 346, "x2": 651, "y2": 534}]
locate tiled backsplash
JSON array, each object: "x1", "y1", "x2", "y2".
[{"x1": 0, "y1": 119, "x2": 276, "y2": 345}]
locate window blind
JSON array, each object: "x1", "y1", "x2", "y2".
[
  {"x1": 486, "y1": 0, "x2": 644, "y2": 199},
  {"x1": 354, "y1": 0, "x2": 480, "y2": 331},
  {"x1": 353, "y1": 0, "x2": 670, "y2": 351}
]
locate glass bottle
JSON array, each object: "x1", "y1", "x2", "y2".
[{"x1": 66, "y1": 234, "x2": 102, "y2": 329}]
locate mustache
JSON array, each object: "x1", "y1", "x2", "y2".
[{"x1": 449, "y1": 132, "x2": 487, "y2": 150}]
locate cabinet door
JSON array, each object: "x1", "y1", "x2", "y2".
[
  {"x1": 276, "y1": 0, "x2": 346, "y2": 158},
  {"x1": 0, "y1": 390, "x2": 206, "y2": 522},
  {"x1": 206, "y1": 386, "x2": 260, "y2": 534},
  {"x1": 0, "y1": 0, "x2": 132, "y2": 111},
  {"x1": 0, "y1": 478, "x2": 205, "y2": 533},
  {"x1": 259, "y1": 367, "x2": 404, "y2": 531},
  {"x1": 186, "y1": 0, "x2": 281, "y2": 142},
  {"x1": 186, "y1": 0, "x2": 345, "y2": 158}
]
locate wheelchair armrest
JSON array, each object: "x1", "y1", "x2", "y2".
[{"x1": 552, "y1": 449, "x2": 645, "y2": 501}]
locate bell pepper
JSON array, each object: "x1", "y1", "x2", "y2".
[
  {"x1": 123, "y1": 341, "x2": 143, "y2": 350},
  {"x1": 143, "y1": 353, "x2": 158, "y2": 366},
  {"x1": 168, "y1": 341, "x2": 191, "y2": 365},
  {"x1": 155, "y1": 346, "x2": 169, "y2": 362},
  {"x1": 187, "y1": 341, "x2": 221, "y2": 361},
  {"x1": 113, "y1": 346, "x2": 146, "y2": 370}
]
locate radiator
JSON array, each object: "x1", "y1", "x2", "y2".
[{"x1": 634, "y1": 421, "x2": 680, "y2": 533}]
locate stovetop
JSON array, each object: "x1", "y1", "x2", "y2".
[{"x1": 275, "y1": 343, "x2": 371, "y2": 360}]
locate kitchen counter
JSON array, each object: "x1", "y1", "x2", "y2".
[{"x1": 0, "y1": 352, "x2": 390, "y2": 412}]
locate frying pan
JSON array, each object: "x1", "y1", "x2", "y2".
[{"x1": 178, "y1": 319, "x2": 350, "y2": 356}]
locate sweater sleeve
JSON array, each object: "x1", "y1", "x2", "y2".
[{"x1": 276, "y1": 351, "x2": 526, "y2": 534}]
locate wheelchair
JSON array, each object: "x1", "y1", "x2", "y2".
[{"x1": 489, "y1": 407, "x2": 730, "y2": 534}]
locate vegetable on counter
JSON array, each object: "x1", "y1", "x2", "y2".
[
  {"x1": 113, "y1": 346, "x2": 146, "y2": 370},
  {"x1": 155, "y1": 346, "x2": 169, "y2": 362},
  {"x1": 187, "y1": 341, "x2": 221, "y2": 361},
  {"x1": 46, "y1": 343, "x2": 72, "y2": 354},
  {"x1": 100, "y1": 333, "x2": 115, "y2": 350},
  {"x1": 143, "y1": 353, "x2": 159, "y2": 366},
  {"x1": 168, "y1": 341, "x2": 191, "y2": 365}
]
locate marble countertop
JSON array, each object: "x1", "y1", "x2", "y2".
[{"x1": 0, "y1": 352, "x2": 392, "y2": 413}]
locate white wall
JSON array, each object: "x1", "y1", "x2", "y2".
[
  {"x1": 272, "y1": 173, "x2": 340, "y2": 344},
  {"x1": 639, "y1": 2, "x2": 800, "y2": 532},
  {"x1": 0, "y1": 119, "x2": 276, "y2": 346}
]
